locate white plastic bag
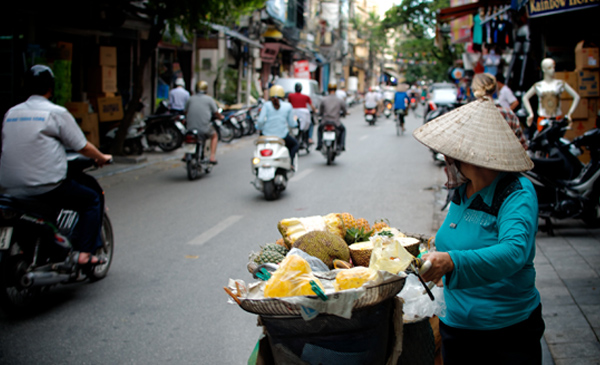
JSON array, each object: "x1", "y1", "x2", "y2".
[{"x1": 398, "y1": 274, "x2": 446, "y2": 322}]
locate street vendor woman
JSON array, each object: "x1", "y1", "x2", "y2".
[
  {"x1": 522, "y1": 57, "x2": 580, "y2": 132},
  {"x1": 413, "y1": 98, "x2": 545, "y2": 364}
]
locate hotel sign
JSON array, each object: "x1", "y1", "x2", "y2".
[{"x1": 528, "y1": 0, "x2": 598, "y2": 18}]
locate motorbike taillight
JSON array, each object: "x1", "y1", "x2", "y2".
[
  {"x1": 386, "y1": 104, "x2": 392, "y2": 109},
  {"x1": 260, "y1": 149, "x2": 273, "y2": 157},
  {"x1": 184, "y1": 134, "x2": 198, "y2": 144},
  {"x1": 324, "y1": 124, "x2": 336, "y2": 131}
]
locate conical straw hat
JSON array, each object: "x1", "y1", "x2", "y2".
[
  {"x1": 413, "y1": 98, "x2": 533, "y2": 172},
  {"x1": 397, "y1": 83, "x2": 409, "y2": 92}
]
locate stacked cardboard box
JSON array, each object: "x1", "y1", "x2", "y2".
[
  {"x1": 89, "y1": 46, "x2": 123, "y2": 122},
  {"x1": 555, "y1": 41, "x2": 599, "y2": 163},
  {"x1": 65, "y1": 101, "x2": 100, "y2": 147}
]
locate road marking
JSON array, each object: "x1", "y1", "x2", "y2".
[
  {"x1": 187, "y1": 215, "x2": 243, "y2": 246},
  {"x1": 291, "y1": 168, "x2": 313, "y2": 182},
  {"x1": 360, "y1": 135, "x2": 369, "y2": 141}
]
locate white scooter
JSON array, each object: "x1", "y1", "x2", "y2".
[{"x1": 251, "y1": 135, "x2": 295, "y2": 200}]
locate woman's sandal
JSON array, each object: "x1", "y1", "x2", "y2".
[{"x1": 73, "y1": 252, "x2": 108, "y2": 266}]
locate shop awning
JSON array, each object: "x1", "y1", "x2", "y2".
[{"x1": 210, "y1": 23, "x2": 262, "y2": 48}]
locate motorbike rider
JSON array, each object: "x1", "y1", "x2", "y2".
[
  {"x1": 364, "y1": 86, "x2": 380, "y2": 115},
  {"x1": 0, "y1": 65, "x2": 112, "y2": 266},
  {"x1": 287, "y1": 82, "x2": 317, "y2": 145},
  {"x1": 317, "y1": 83, "x2": 347, "y2": 152},
  {"x1": 256, "y1": 85, "x2": 299, "y2": 167},
  {"x1": 184, "y1": 80, "x2": 222, "y2": 164},
  {"x1": 168, "y1": 77, "x2": 190, "y2": 114}
]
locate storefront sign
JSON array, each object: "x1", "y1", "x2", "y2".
[
  {"x1": 528, "y1": 0, "x2": 599, "y2": 18},
  {"x1": 294, "y1": 60, "x2": 310, "y2": 79}
]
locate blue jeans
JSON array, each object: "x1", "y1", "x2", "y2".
[{"x1": 34, "y1": 178, "x2": 103, "y2": 253}]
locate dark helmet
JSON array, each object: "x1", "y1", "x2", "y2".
[
  {"x1": 25, "y1": 65, "x2": 55, "y2": 96},
  {"x1": 294, "y1": 82, "x2": 302, "y2": 93}
]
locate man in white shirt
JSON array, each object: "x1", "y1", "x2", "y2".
[
  {"x1": 335, "y1": 86, "x2": 347, "y2": 104},
  {"x1": 169, "y1": 78, "x2": 190, "y2": 113},
  {"x1": 364, "y1": 87, "x2": 380, "y2": 110},
  {"x1": 496, "y1": 74, "x2": 518, "y2": 111}
]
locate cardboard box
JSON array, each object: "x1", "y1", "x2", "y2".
[
  {"x1": 65, "y1": 101, "x2": 91, "y2": 118},
  {"x1": 561, "y1": 98, "x2": 588, "y2": 120},
  {"x1": 57, "y1": 42, "x2": 73, "y2": 61},
  {"x1": 587, "y1": 97, "x2": 599, "y2": 118},
  {"x1": 99, "y1": 46, "x2": 117, "y2": 66},
  {"x1": 555, "y1": 71, "x2": 578, "y2": 99},
  {"x1": 577, "y1": 70, "x2": 599, "y2": 97},
  {"x1": 575, "y1": 41, "x2": 599, "y2": 70},
  {"x1": 96, "y1": 96, "x2": 123, "y2": 122},
  {"x1": 89, "y1": 66, "x2": 117, "y2": 93}
]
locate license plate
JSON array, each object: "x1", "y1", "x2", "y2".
[
  {"x1": 366, "y1": 114, "x2": 373, "y2": 121},
  {"x1": 323, "y1": 131, "x2": 336, "y2": 141},
  {"x1": 258, "y1": 167, "x2": 275, "y2": 180},
  {"x1": 183, "y1": 143, "x2": 196, "y2": 154},
  {"x1": 0, "y1": 227, "x2": 13, "y2": 250}
]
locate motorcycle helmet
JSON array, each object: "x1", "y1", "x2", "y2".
[
  {"x1": 294, "y1": 82, "x2": 302, "y2": 93},
  {"x1": 269, "y1": 85, "x2": 285, "y2": 99},
  {"x1": 197, "y1": 80, "x2": 208, "y2": 93},
  {"x1": 25, "y1": 64, "x2": 55, "y2": 96},
  {"x1": 328, "y1": 83, "x2": 337, "y2": 91}
]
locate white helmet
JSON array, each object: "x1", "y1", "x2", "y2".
[{"x1": 175, "y1": 78, "x2": 185, "y2": 87}]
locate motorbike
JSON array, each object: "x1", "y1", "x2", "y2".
[
  {"x1": 293, "y1": 109, "x2": 313, "y2": 155},
  {"x1": 143, "y1": 100, "x2": 186, "y2": 152},
  {"x1": 103, "y1": 119, "x2": 145, "y2": 155},
  {"x1": 523, "y1": 127, "x2": 600, "y2": 235},
  {"x1": 321, "y1": 121, "x2": 342, "y2": 165},
  {"x1": 527, "y1": 118, "x2": 583, "y2": 179},
  {"x1": 212, "y1": 116, "x2": 235, "y2": 143},
  {"x1": 383, "y1": 100, "x2": 393, "y2": 119},
  {"x1": 364, "y1": 107, "x2": 377, "y2": 126},
  {"x1": 183, "y1": 129, "x2": 214, "y2": 180},
  {"x1": 0, "y1": 154, "x2": 114, "y2": 313},
  {"x1": 251, "y1": 136, "x2": 295, "y2": 201},
  {"x1": 410, "y1": 97, "x2": 418, "y2": 111}
]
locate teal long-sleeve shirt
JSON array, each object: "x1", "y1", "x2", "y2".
[
  {"x1": 256, "y1": 100, "x2": 297, "y2": 138},
  {"x1": 437, "y1": 172, "x2": 541, "y2": 330}
]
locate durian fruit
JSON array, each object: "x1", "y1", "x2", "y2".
[
  {"x1": 277, "y1": 213, "x2": 345, "y2": 247},
  {"x1": 264, "y1": 255, "x2": 324, "y2": 298},
  {"x1": 334, "y1": 266, "x2": 379, "y2": 291},
  {"x1": 292, "y1": 230, "x2": 350, "y2": 269}
]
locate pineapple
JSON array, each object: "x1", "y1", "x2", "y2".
[
  {"x1": 340, "y1": 212, "x2": 356, "y2": 231},
  {"x1": 345, "y1": 226, "x2": 373, "y2": 245},
  {"x1": 355, "y1": 218, "x2": 371, "y2": 232},
  {"x1": 371, "y1": 219, "x2": 390, "y2": 235},
  {"x1": 262, "y1": 243, "x2": 289, "y2": 256}
]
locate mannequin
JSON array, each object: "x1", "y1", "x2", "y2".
[{"x1": 522, "y1": 58, "x2": 580, "y2": 131}]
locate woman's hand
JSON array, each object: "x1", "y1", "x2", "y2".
[{"x1": 421, "y1": 252, "x2": 454, "y2": 285}]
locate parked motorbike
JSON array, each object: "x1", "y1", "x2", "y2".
[
  {"x1": 321, "y1": 121, "x2": 342, "y2": 165},
  {"x1": 103, "y1": 119, "x2": 145, "y2": 155},
  {"x1": 0, "y1": 154, "x2": 114, "y2": 313},
  {"x1": 424, "y1": 104, "x2": 456, "y2": 163},
  {"x1": 523, "y1": 127, "x2": 600, "y2": 235},
  {"x1": 383, "y1": 100, "x2": 393, "y2": 119},
  {"x1": 183, "y1": 129, "x2": 214, "y2": 180},
  {"x1": 143, "y1": 100, "x2": 186, "y2": 152},
  {"x1": 212, "y1": 115, "x2": 235, "y2": 143},
  {"x1": 251, "y1": 136, "x2": 295, "y2": 200},
  {"x1": 365, "y1": 107, "x2": 377, "y2": 125}
]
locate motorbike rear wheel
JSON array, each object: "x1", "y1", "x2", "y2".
[
  {"x1": 187, "y1": 158, "x2": 200, "y2": 180},
  {"x1": 157, "y1": 125, "x2": 184, "y2": 152},
  {"x1": 217, "y1": 124, "x2": 234, "y2": 143},
  {"x1": 88, "y1": 213, "x2": 114, "y2": 281},
  {"x1": 326, "y1": 147, "x2": 335, "y2": 165},
  {"x1": 263, "y1": 180, "x2": 280, "y2": 201},
  {"x1": 0, "y1": 245, "x2": 41, "y2": 313},
  {"x1": 583, "y1": 188, "x2": 600, "y2": 227}
]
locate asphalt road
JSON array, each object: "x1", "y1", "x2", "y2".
[{"x1": 0, "y1": 104, "x2": 444, "y2": 364}]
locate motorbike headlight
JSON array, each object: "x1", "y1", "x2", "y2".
[{"x1": 252, "y1": 157, "x2": 260, "y2": 165}]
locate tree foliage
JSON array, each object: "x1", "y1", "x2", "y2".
[
  {"x1": 112, "y1": 0, "x2": 263, "y2": 155},
  {"x1": 382, "y1": 0, "x2": 462, "y2": 83}
]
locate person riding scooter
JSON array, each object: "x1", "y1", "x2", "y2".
[
  {"x1": 0, "y1": 65, "x2": 113, "y2": 266},
  {"x1": 317, "y1": 84, "x2": 347, "y2": 152},
  {"x1": 287, "y1": 82, "x2": 317, "y2": 145},
  {"x1": 256, "y1": 85, "x2": 299, "y2": 167}
]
